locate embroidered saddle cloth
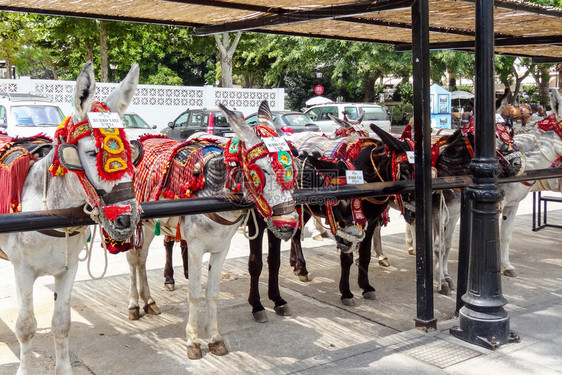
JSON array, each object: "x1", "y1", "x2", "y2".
[
  {"x1": 0, "y1": 133, "x2": 53, "y2": 214},
  {"x1": 135, "y1": 135, "x2": 223, "y2": 202}
]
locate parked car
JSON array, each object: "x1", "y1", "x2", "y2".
[
  {"x1": 245, "y1": 110, "x2": 320, "y2": 135},
  {"x1": 304, "y1": 102, "x2": 391, "y2": 137},
  {"x1": 161, "y1": 107, "x2": 243, "y2": 141},
  {"x1": 121, "y1": 112, "x2": 159, "y2": 139},
  {"x1": 0, "y1": 92, "x2": 65, "y2": 138}
]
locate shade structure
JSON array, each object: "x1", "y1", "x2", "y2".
[{"x1": 451, "y1": 90, "x2": 475, "y2": 100}]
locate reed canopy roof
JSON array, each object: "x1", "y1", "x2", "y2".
[{"x1": 2, "y1": 0, "x2": 562, "y2": 61}]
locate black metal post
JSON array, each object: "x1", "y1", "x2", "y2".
[
  {"x1": 411, "y1": 0, "x2": 436, "y2": 330},
  {"x1": 450, "y1": 0, "x2": 513, "y2": 349},
  {"x1": 455, "y1": 189, "x2": 472, "y2": 315}
]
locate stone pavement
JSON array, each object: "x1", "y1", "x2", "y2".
[{"x1": 0, "y1": 194, "x2": 561, "y2": 374}]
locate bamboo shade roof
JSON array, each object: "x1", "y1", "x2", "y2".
[{"x1": 1, "y1": 0, "x2": 562, "y2": 60}]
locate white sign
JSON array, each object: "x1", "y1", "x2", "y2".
[
  {"x1": 406, "y1": 151, "x2": 415, "y2": 164},
  {"x1": 263, "y1": 137, "x2": 290, "y2": 152},
  {"x1": 346, "y1": 170, "x2": 364, "y2": 185},
  {"x1": 87, "y1": 112, "x2": 124, "y2": 128}
]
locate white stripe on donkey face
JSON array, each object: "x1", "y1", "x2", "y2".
[{"x1": 0, "y1": 61, "x2": 141, "y2": 375}]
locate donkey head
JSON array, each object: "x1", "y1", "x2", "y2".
[
  {"x1": 221, "y1": 100, "x2": 298, "y2": 241},
  {"x1": 54, "y1": 61, "x2": 142, "y2": 242},
  {"x1": 301, "y1": 155, "x2": 366, "y2": 253}
]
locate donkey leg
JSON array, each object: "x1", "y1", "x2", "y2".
[
  {"x1": 206, "y1": 245, "x2": 230, "y2": 357},
  {"x1": 372, "y1": 224, "x2": 389, "y2": 267},
  {"x1": 267, "y1": 227, "x2": 290, "y2": 317},
  {"x1": 13, "y1": 266, "x2": 37, "y2": 375},
  {"x1": 406, "y1": 221, "x2": 416, "y2": 255},
  {"x1": 340, "y1": 252, "x2": 355, "y2": 305},
  {"x1": 500, "y1": 204, "x2": 520, "y2": 277},
  {"x1": 126, "y1": 230, "x2": 156, "y2": 320},
  {"x1": 52, "y1": 263, "x2": 78, "y2": 375},
  {"x1": 163, "y1": 239, "x2": 175, "y2": 291},
  {"x1": 248, "y1": 216, "x2": 268, "y2": 322},
  {"x1": 186, "y1": 242, "x2": 204, "y2": 359},
  {"x1": 181, "y1": 240, "x2": 189, "y2": 279},
  {"x1": 136, "y1": 236, "x2": 160, "y2": 316},
  {"x1": 358, "y1": 223, "x2": 376, "y2": 300}
]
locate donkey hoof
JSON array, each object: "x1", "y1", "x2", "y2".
[
  {"x1": 438, "y1": 283, "x2": 451, "y2": 295},
  {"x1": 445, "y1": 277, "x2": 456, "y2": 290},
  {"x1": 341, "y1": 298, "x2": 356, "y2": 306},
  {"x1": 363, "y1": 291, "x2": 376, "y2": 300},
  {"x1": 298, "y1": 274, "x2": 310, "y2": 282},
  {"x1": 187, "y1": 344, "x2": 202, "y2": 360},
  {"x1": 128, "y1": 307, "x2": 140, "y2": 321},
  {"x1": 208, "y1": 341, "x2": 229, "y2": 356},
  {"x1": 253, "y1": 310, "x2": 269, "y2": 323},
  {"x1": 408, "y1": 249, "x2": 416, "y2": 256},
  {"x1": 165, "y1": 282, "x2": 175, "y2": 291},
  {"x1": 274, "y1": 304, "x2": 292, "y2": 316},
  {"x1": 378, "y1": 259, "x2": 390, "y2": 267},
  {"x1": 503, "y1": 269, "x2": 517, "y2": 277},
  {"x1": 143, "y1": 302, "x2": 161, "y2": 315}
]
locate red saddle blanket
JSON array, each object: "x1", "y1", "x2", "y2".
[
  {"x1": 135, "y1": 135, "x2": 223, "y2": 202},
  {"x1": 0, "y1": 133, "x2": 52, "y2": 213}
]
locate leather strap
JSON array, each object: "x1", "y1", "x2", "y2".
[
  {"x1": 38, "y1": 229, "x2": 81, "y2": 238},
  {"x1": 204, "y1": 212, "x2": 244, "y2": 226},
  {"x1": 0, "y1": 249, "x2": 8, "y2": 261},
  {"x1": 521, "y1": 181, "x2": 534, "y2": 187}
]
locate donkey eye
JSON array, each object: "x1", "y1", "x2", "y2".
[{"x1": 86, "y1": 150, "x2": 97, "y2": 158}]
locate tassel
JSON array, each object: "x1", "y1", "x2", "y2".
[
  {"x1": 174, "y1": 220, "x2": 181, "y2": 242},
  {"x1": 155, "y1": 221, "x2": 161, "y2": 236},
  {"x1": 87, "y1": 233, "x2": 91, "y2": 243}
]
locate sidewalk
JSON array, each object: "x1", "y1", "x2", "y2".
[{"x1": 0, "y1": 193, "x2": 561, "y2": 374}]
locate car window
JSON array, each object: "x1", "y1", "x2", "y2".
[
  {"x1": 306, "y1": 107, "x2": 322, "y2": 121},
  {"x1": 319, "y1": 106, "x2": 338, "y2": 121},
  {"x1": 246, "y1": 114, "x2": 258, "y2": 126},
  {"x1": 343, "y1": 106, "x2": 359, "y2": 120},
  {"x1": 188, "y1": 112, "x2": 203, "y2": 127},
  {"x1": 123, "y1": 114, "x2": 150, "y2": 129},
  {"x1": 0, "y1": 106, "x2": 5, "y2": 127},
  {"x1": 360, "y1": 106, "x2": 388, "y2": 121},
  {"x1": 173, "y1": 112, "x2": 190, "y2": 128},
  {"x1": 283, "y1": 114, "x2": 314, "y2": 126},
  {"x1": 213, "y1": 112, "x2": 230, "y2": 127},
  {"x1": 11, "y1": 105, "x2": 63, "y2": 126}
]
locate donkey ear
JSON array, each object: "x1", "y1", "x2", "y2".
[
  {"x1": 328, "y1": 114, "x2": 352, "y2": 129},
  {"x1": 550, "y1": 89, "x2": 562, "y2": 121},
  {"x1": 57, "y1": 144, "x2": 83, "y2": 172},
  {"x1": 104, "y1": 63, "x2": 139, "y2": 117},
  {"x1": 356, "y1": 111, "x2": 365, "y2": 124},
  {"x1": 129, "y1": 140, "x2": 144, "y2": 166},
  {"x1": 73, "y1": 61, "x2": 96, "y2": 122},
  {"x1": 370, "y1": 123, "x2": 408, "y2": 153},
  {"x1": 218, "y1": 103, "x2": 259, "y2": 144},
  {"x1": 257, "y1": 100, "x2": 275, "y2": 131}
]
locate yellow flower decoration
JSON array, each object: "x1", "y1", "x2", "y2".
[
  {"x1": 104, "y1": 157, "x2": 127, "y2": 172},
  {"x1": 100, "y1": 128, "x2": 119, "y2": 136},
  {"x1": 103, "y1": 135, "x2": 125, "y2": 154}
]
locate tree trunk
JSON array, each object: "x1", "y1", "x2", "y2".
[
  {"x1": 85, "y1": 40, "x2": 94, "y2": 63},
  {"x1": 363, "y1": 72, "x2": 380, "y2": 102},
  {"x1": 214, "y1": 31, "x2": 242, "y2": 88},
  {"x1": 448, "y1": 71, "x2": 457, "y2": 91},
  {"x1": 5, "y1": 54, "x2": 12, "y2": 79},
  {"x1": 535, "y1": 65, "x2": 551, "y2": 107},
  {"x1": 99, "y1": 20, "x2": 109, "y2": 82}
]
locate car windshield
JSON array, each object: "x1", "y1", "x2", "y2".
[
  {"x1": 123, "y1": 114, "x2": 151, "y2": 129},
  {"x1": 360, "y1": 107, "x2": 388, "y2": 121},
  {"x1": 279, "y1": 114, "x2": 314, "y2": 127},
  {"x1": 11, "y1": 105, "x2": 64, "y2": 126}
]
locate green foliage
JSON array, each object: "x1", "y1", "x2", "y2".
[
  {"x1": 394, "y1": 80, "x2": 413, "y2": 104},
  {"x1": 146, "y1": 65, "x2": 183, "y2": 85},
  {"x1": 386, "y1": 102, "x2": 414, "y2": 125}
]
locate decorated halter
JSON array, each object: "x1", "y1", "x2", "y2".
[
  {"x1": 224, "y1": 125, "x2": 296, "y2": 218},
  {"x1": 537, "y1": 113, "x2": 562, "y2": 139},
  {"x1": 49, "y1": 102, "x2": 137, "y2": 253}
]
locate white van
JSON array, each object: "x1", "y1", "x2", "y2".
[{"x1": 304, "y1": 102, "x2": 391, "y2": 137}]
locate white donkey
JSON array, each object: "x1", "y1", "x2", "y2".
[
  {"x1": 0, "y1": 61, "x2": 142, "y2": 375},
  {"x1": 128, "y1": 101, "x2": 298, "y2": 359},
  {"x1": 500, "y1": 89, "x2": 562, "y2": 276}
]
